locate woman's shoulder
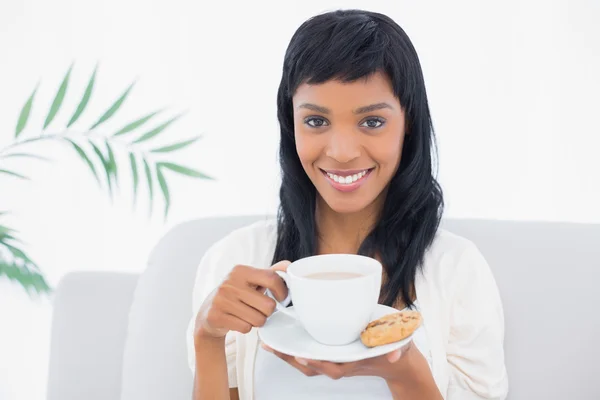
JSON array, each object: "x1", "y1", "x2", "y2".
[
  {"x1": 202, "y1": 217, "x2": 278, "y2": 269},
  {"x1": 429, "y1": 227, "x2": 476, "y2": 256},
  {"x1": 217, "y1": 217, "x2": 278, "y2": 248},
  {"x1": 422, "y1": 227, "x2": 491, "y2": 285}
]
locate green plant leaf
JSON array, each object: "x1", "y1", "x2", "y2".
[
  {"x1": 106, "y1": 142, "x2": 118, "y2": 187},
  {"x1": 15, "y1": 84, "x2": 38, "y2": 137},
  {"x1": 0, "y1": 260, "x2": 50, "y2": 295},
  {"x1": 90, "y1": 82, "x2": 135, "y2": 130},
  {"x1": 156, "y1": 162, "x2": 212, "y2": 179},
  {"x1": 90, "y1": 142, "x2": 113, "y2": 197},
  {"x1": 0, "y1": 233, "x2": 38, "y2": 269},
  {"x1": 44, "y1": 63, "x2": 73, "y2": 130},
  {"x1": 156, "y1": 165, "x2": 170, "y2": 218},
  {"x1": 67, "y1": 64, "x2": 97, "y2": 128},
  {"x1": 0, "y1": 153, "x2": 51, "y2": 162},
  {"x1": 1, "y1": 241, "x2": 40, "y2": 272},
  {"x1": 150, "y1": 136, "x2": 200, "y2": 153},
  {"x1": 130, "y1": 153, "x2": 139, "y2": 204},
  {"x1": 62, "y1": 138, "x2": 100, "y2": 185},
  {"x1": 143, "y1": 158, "x2": 153, "y2": 213},
  {"x1": 113, "y1": 109, "x2": 163, "y2": 136},
  {"x1": 133, "y1": 113, "x2": 185, "y2": 144},
  {"x1": 0, "y1": 234, "x2": 17, "y2": 246},
  {"x1": 0, "y1": 225, "x2": 15, "y2": 236},
  {"x1": 0, "y1": 169, "x2": 29, "y2": 180}
]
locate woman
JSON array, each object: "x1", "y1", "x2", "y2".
[{"x1": 188, "y1": 9, "x2": 508, "y2": 400}]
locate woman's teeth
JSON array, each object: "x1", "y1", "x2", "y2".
[{"x1": 326, "y1": 170, "x2": 368, "y2": 184}]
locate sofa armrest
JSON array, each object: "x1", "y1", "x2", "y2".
[{"x1": 47, "y1": 272, "x2": 139, "y2": 400}]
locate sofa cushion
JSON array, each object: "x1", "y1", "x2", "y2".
[{"x1": 120, "y1": 216, "x2": 267, "y2": 400}]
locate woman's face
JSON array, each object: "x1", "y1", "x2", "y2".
[{"x1": 292, "y1": 72, "x2": 406, "y2": 215}]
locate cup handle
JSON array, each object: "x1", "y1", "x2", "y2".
[{"x1": 265, "y1": 271, "x2": 296, "y2": 319}]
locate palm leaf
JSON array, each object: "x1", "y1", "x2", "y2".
[
  {"x1": 130, "y1": 153, "x2": 139, "y2": 204},
  {"x1": 90, "y1": 82, "x2": 135, "y2": 130},
  {"x1": 62, "y1": 138, "x2": 100, "y2": 185},
  {"x1": 150, "y1": 136, "x2": 200, "y2": 153},
  {"x1": 0, "y1": 153, "x2": 51, "y2": 162},
  {"x1": 0, "y1": 169, "x2": 29, "y2": 180},
  {"x1": 0, "y1": 260, "x2": 50, "y2": 295},
  {"x1": 67, "y1": 64, "x2": 97, "y2": 128},
  {"x1": 0, "y1": 225, "x2": 15, "y2": 236},
  {"x1": 133, "y1": 113, "x2": 185, "y2": 144},
  {"x1": 113, "y1": 109, "x2": 163, "y2": 136},
  {"x1": 2, "y1": 241, "x2": 40, "y2": 272},
  {"x1": 90, "y1": 142, "x2": 113, "y2": 197},
  {"x1": 106, "y1": 142, "x2": 118, "y2": 188},
  {"x1": 143, "y1": 158, "x2": 153, "y2": 213},
  {"x1": 156, "y1": 165, "x2": 170, "y2": 218},
  {"x1": 15, "y1": 83, "x2": 38, "y2": 137},
  {"x1": 44, "y1": 63, "x2": 73, "y2": 130},
  {"x1": 156, "y1": 162, "x2": 212, "y2": 179}
]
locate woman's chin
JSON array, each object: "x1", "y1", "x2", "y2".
[{"x1": 320, "y1": 197, "x2": 371, "y2": 215}]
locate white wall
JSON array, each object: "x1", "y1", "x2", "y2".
[{"x1": 0, "y1": 0, "x2": 598, "y2": 398}]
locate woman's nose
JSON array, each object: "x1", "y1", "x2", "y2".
[{"x1": 324, "y1": 130, "x2": 361, "y2": 163}]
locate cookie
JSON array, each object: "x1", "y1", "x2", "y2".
[{"x1": 360, "y1": 310, "x2": 422, "y2": 348}]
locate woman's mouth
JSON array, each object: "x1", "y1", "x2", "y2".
[{"x1": 320, "y1": 168, "x2": 374, "y2": 192}]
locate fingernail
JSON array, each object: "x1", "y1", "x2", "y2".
[
  {"x1": 388, "y1": 349, "x2": 402, "y2": 363},
  {"x1": 295, "y1": 357, "x2": 308, "y2": 366},
  {"x1": 260, "y1": 343, "x2": 271, "y2": 352}
]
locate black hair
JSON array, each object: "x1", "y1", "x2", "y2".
[{"x1": 272, "y1": 9, "x2": 444, "y2": 308}]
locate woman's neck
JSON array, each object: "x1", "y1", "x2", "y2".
[{"x1": 315, "y1": 195, "x2": 383, "y2": 255}]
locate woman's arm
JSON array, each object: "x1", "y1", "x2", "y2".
[
  {"x1": 192, "y1": 335, "x2": 230, "y2": 400},
  {"x1": 229, "y1": 388, "x2": 240, "y2": 400},
  {"x1": 385, "y1": 343, "x2": 442, "y2": 400},
  {"x1": 446, "y1": 243, "x2": 508, "y2": 399}
]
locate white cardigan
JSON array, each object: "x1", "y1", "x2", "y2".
[{"x1": 187, "y1": 220, "x2": 509, "y2": 399}]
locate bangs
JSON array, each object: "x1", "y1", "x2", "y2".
[{"x1": 283, "y1": 10, "x2": 419, "y2": 113}]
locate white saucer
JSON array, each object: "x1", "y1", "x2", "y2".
[{"x1": 257, "y1": 304, "x2": 414, "y2": 363}]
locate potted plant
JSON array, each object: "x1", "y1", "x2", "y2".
[{"x1": 0, "y1": 63, "x2": 211, "y2": 297}]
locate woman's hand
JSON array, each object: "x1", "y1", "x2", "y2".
[
  {"x1": 260, "y1": 340, "x2": 412, "y2": 381},
  {"x1": 262, "y1": 340, "x2": 442, "y2": 399},
  {"x1": 194, "y1": 261, "x2": 290, "y2": 343}
]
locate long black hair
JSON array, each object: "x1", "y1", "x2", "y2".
[{"x1": 272, "y1": 9, "x2": 444, "y2": 308}]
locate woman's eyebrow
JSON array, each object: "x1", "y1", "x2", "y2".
[
  {"x1": 297, "y1": 103, "x2": 330, "y2": 114},
  {"x1": 296, "y1": 102, "x2": 394, "y2": 114},
  {"x1": 353, "y1": 102, "x2": 393, "y2": 114}
]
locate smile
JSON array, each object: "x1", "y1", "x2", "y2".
[{"x1": 320, "y1": 168, "x2": 374, "y2": 192}]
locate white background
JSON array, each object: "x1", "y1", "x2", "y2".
[{"x1": 0, "y1": 0, "x2": 598, "y2": 398}]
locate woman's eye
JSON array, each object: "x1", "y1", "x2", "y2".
[
  {"x1": 360, "y1": 117, "x2": 385, "y2": 129},
  {"x1": 304, "y1": 117, "x2": 329, "y2": 128}
]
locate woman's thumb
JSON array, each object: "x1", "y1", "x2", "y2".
[{"x1": 271, "y1": 260, "x2": 291, "y2": 272}]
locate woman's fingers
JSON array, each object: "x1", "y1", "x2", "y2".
[
  {"x1": 261, "y1": 343, "x2": 320, "y2": 377},
  {"x1": 197, "y1": 264, "x2": 291, "y2": 340},
  {"x1": 208, "y1": 312, "x2": 253, "y2": 335},
  {"x1": 256, "y1": 260, "x2": 292, "y2": 297},
  {"x1": 270, "y1": 260, "x2": 291, "y2": 272},
  {"x1": 235, "y1": 286, "x2": 277, "y2": 317},
  {"x1": 218, "y1": 295, "x2": 268, "y2": 328},
  {"x1": 386, "y1": 348, "x2": 403, "y2": 363},
  {"x1": 230, "y1": 264, "x2": 289, "y2": 302},
  {"x1": 300, "y1": 359, "x2": 351, "y2": 380}
]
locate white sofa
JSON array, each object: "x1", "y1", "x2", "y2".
[{"x1": 46, "y1": 216, "x2": 600, "y2": 399}]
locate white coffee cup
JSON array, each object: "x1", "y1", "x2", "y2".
[{"x1": 266, "y1": 254, "x2": 382, "y2": 346}]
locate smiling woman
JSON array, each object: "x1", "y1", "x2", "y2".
[
  {"x1": 293, "y1": 73, "x2": 405, "y2": 214},
  {"x1": 189, "y1": 8, "x2": 508, "y2": 400}
]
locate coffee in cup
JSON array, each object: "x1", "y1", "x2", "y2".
[{"x1": 266, "y1": 254, "x2": 382, "y2": 346}]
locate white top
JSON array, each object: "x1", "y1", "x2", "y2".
[
  {"x1": 187, "y1": 219, "x2": 509, "y2": 400},
  {"x1": 254, "y1": 301, "x2": 432, "y2": 400}
]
